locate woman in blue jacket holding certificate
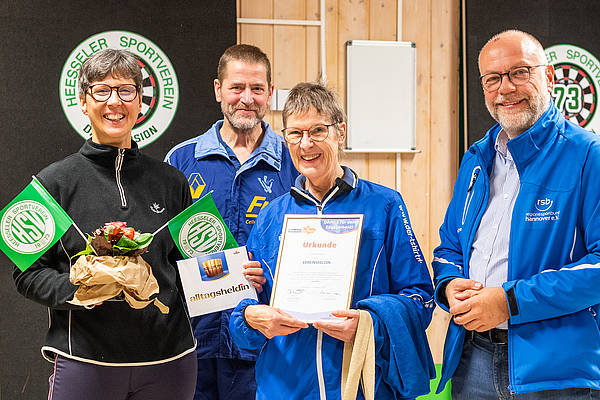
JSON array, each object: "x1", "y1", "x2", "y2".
[{"x1": 230, "y1": 82, "x2": 435, "y2": 399}]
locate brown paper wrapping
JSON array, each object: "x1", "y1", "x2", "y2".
[{"x1": 67, "y1": 255, "x2": 169, "y2": 314}]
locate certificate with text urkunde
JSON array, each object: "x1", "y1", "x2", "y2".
[{"x1": 270, "y1": 214, "x2": 363, "y2": 322}]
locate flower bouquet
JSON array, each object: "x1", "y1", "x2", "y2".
[{"x1": 67, "y1": 221, "x2": 169, "y2": 313}]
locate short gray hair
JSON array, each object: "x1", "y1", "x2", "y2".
[
  {"x1": 282, "y1": 82, "x2": 346, "y2": 127},
  {"x1": 78, "y1": 49, "x2": 143, "y2": 98}
]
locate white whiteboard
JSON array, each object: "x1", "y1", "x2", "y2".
[{"x1": 346, "y1": 40, "x2": 416, "y2": 152}]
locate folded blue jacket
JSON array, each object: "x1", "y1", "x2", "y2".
[{"x1": 357, "y1": 294, "x2": 435, "y2": 399}]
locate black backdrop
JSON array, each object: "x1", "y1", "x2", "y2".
[
  {"x1": 0, "y1": 1, "x2": 235, "y2": 398},
  {"x1": 464, "y1": 0, "x2": 600, "y2": 147}
]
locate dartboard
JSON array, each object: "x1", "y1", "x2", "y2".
[
  {"x1": 552, "y1": 62, "x2": 597, "y2": 127},
  {"x1": 135, "y1": 58, "x2": 158, "y2": 128}
]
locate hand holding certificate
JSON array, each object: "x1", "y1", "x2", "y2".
[
  {"x1": 243, "y1": 305, "x2": 309, "y2": 338},
  {"x1": 270, "y1": 214, "x2": 363, "y2": 323}
]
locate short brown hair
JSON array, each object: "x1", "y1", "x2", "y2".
[
  {"x1": 78, "y1": 49, "x2": 142, "y2": 99},
  {"x1": 282, "y1": 82, "x2": 346, "y2": 127},
  {"x1": 217, "y1": 44, "x2": 272, "y2": 86}
]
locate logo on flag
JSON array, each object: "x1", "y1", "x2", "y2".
[
  {"x1": 179, "y1": 212, "x2": 226, "y2": 255},
  {"x1": 167, "y1": 192, "x2": 238, "y2": 258},
  {"x1": 0, "y1": 177, "x2": 74, "y2": 271},
  {"x1": 1, "y1": 200, "x2": 56, "y2": 254}
]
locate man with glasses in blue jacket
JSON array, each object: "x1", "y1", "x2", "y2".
[
  {"x1": 433, "y1": 29, "x2": 600, "y2": 399},
  {"x1": 165, "y1": 44, "x2": 298, "y2": 400}
]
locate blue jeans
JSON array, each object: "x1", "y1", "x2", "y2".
[{"x1": 452, "y1": 331, "x2": 600, "y2": 399}]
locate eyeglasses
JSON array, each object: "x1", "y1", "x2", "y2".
[
  {"x1": 87, "y1": 84, "x2": 139, "y2": 102},
  {"x1": 480, "y1": 65, "x2": 546, "y2": 92},
  {"x1": 281, "y1": 123, "x2": 337, "y2": 144}
]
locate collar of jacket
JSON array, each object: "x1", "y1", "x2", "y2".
[
  {"x1": 472, "y1": 100, "x2": 564, "y2": 172},
  {"x1": 291, "y1": 165, "x2": 357, "y2": 204},
  {"x1": 193, "y1": 120, "x2": 283, "y2": 171},
  {"x1": 79, "y1": 139, "x2": 141, "y2": 169}
]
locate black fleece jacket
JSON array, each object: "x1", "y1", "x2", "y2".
[{"x1": 13, "y1": 139, "x2": 196, "y2": 365}]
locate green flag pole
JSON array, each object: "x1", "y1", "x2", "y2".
[
  {"x1": 32, "y1": 176, "x2": 98, "y2": 256},
  {"x1": 152, "y1": 190, "x2": 215, "y2": 237}
]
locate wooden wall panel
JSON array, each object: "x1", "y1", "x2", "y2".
[
  {"x1": 366, "y1": 0, "x2": 397, "y2": 190},
  {"x1": 306, "y1": 0, "x2": 321, "y2": 81},
  {"x1": 370, "y1": 0, "x2": 397, "y2": 41},
  {"x1": 401, "y1": 0, "x2": 432, "y2": 257},
  {"x1": 237, "y1": 0, "x2": 460, "y2": 364},
  {"x1": 273, "y1": 1, "x2": 306, "y2": 132},
  {"x1": 238, "y1": 0, "x2": 278, "y2": 130},
  {"x1": 325, "y1": 0, "x2": 339, "y2": 89},
  {"x1": 336, "y1": 0, "x2": 370, "y2": 181},
  {"x1": 428, "y1": 0, "x2": 460, "y2": 362}
]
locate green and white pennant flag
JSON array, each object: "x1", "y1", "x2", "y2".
[
  {"x1": 166, "y1": 192, "x2": 238, "y2": 258},
  {"x1": 0, "y1": 177, "x2": 74, "y2": 271}
]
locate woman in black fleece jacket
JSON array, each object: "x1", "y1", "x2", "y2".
[{"x1": 13, "y1": 49, "x2": 197, "y2": 400}]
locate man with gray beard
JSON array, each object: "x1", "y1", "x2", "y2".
[
  {"x1": 433, "y1": 30, "x2": 600, "y2": 399},
  {"x1": 165, "y1": 44, "x2": 297, "y2": 400}
]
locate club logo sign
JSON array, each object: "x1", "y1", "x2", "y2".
[
  {"x1": 179, "y1": 212, "x2": 226, "y2": 257},
  {"x1": 59, "y1": 31, "x2": 179, "y2": 147},
  {"x1": 546, "y1": 44, "x2": 600, "y2": 133},
  {"x1": 1, "y1": 201, "x2": 55, "y2": 254}
]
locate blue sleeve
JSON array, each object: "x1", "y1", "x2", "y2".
[
  {"x1": 386, "y1": 193, "x2": 435, "y2": 317},
  {"x1": 358, "y1": 294, "x2": 435, "y2": 398},
  {"x1": 229, "y1": 298, "x2": 268, "y2": 352},
  {"x1": 505, "y1": 141, "x2": 600, "y2": 324},
  {"x1": 432, "y1": 158, "x2": 474, "y2": 311},
  {"x1": 229, "y1": 206, "x2": 279, "y2": 351},
  {"x1": 245, "y1": 205, "x2": 278, "y2": 303},
  {"x1": 354, "y1": 192, "x2": 435, "y2": 397}
]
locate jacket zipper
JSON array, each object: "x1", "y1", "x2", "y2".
[
  {"x1": 505, "y1": 148, "x2": 524, "y2": 393},
  {"x1": 316, "y1": 330, "x2": 326, "y2": 399},
  {"x1": 463, "y1": 147, "x2": 489, "y2": 275},
  {"x1": 291, "y1": 185, "x2": 340, "y2": 397},
  {"x1": 461, "y1": 166, "x2": 481, "y2": 225},
  {"x1": 291, "y1": 186, "x2": 339, "y2": 216},
  {"x1": 115, "y1": 149, "x2": 127, "y2": 208},
  {"x1": 313, "y1": 188, "x2": 338, "y2": 397}
]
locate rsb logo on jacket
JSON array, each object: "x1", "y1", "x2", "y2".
[{"x1": 525, "y1": 197, "x2": 560, "y2": 222}]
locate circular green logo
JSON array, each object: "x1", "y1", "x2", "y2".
[
  {"x1": 179, "y1": 213, "x2": 226, "y2": 257},
  {"x1": 1, "y1": 201, "x2": 55, "y2": 254},
  {"x1": 59, "y1": 30, "x2": 179, "y2": 147}
]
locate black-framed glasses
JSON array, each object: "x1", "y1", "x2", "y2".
[
  {"x1": 88, "y1": 84, "x2": 139, "y2": 102},
  {"x1": 281, "y1": 123, "x2": 337, "y2": 144},
  {"x1": 480, "y1": 65, "x2": 546, "y2": 92}
]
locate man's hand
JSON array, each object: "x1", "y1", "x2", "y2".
[
  {"x1": 445, "y1": 278, "x2": 483, "y2": 309},
  {"x1": 312, "y1": 309, "x2": 360, "y2": 343},
  {"x1": 242, "y1": 253, "x2": 266, "y2": 293},
  {"x1": 450, "y1": 287, "x2": 510, "y2": 331},
  {"x1": 244, "y1": 305, "x2": 308, "y2": 338}
]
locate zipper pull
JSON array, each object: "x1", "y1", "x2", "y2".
[
  {"x1": 115, "y1": 149, "x2": 128, "y2": 209},
  {"x1": 467, "y1": 168, "x2": 480, "y2": 192}
]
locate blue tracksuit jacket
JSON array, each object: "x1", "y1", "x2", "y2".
[
  {"x1": 433, "y1": 102, "x2": 600, "y2": 394},
  {"x1": 164, "y1": 120, "x2": 298, "y2": 360},
  {"x1": 230, "y1": 168, "x2": 435, "y2": 399}
]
